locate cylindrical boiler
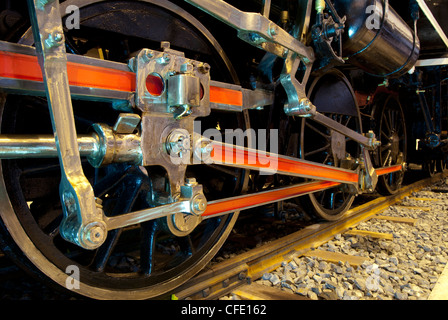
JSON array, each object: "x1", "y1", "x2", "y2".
[{"x1": 334, "y1": 0, "x2": 420, "y2": 77}]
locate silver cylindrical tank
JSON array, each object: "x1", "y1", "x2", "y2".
[{"x1": 334, "y1": 0, "x2": 420, "y2": 77}]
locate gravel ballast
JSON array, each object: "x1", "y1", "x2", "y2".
[{"x1": 252, "y1": 180, "x2": 448, "y2": 300}]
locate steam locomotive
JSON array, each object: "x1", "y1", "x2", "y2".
[{"x1": 0, "y1": 0, "x2": 446, "y2": 299}]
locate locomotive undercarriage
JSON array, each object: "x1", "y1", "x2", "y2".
[{"x1": 0, "y1": 0, "x2": 436, "y2": 299}]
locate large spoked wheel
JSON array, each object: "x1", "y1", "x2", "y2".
[
  {"x1": 372, "y1": 94, "x2": 407, "y2": 194},
  {"x1": 300, "y1": 69, "x2": 362, "y2": 221},
  {"x1": 0, "y1": 0, "x2": 248, "y2": 299}
]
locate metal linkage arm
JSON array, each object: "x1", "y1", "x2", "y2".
[
  {"x1": 27, "y1": 0, "x2": 105, "y2": 249},
  {"x1": 0, "y1": 130, "x2": 403, "y2": 230},
  {"x1": 185, "y1": 0, "x2": 315, "y2": 61}
]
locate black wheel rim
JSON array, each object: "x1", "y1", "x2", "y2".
[
  {"x1": 0, "y1": 0, "x2": 248, "y2": 299},
  {"x1": 375, "y1": 95, "x2": 406, "y2": 194},
  {"x1": 300, "y1": 70, "x2": 361, "y2": 220}
]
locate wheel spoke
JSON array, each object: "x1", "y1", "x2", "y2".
[
  {"x1": 90, "y1": 170, "x2": 146, "y2": 271},
  {"x1": 304, "y1": 144, "x2": 331, "y2": 158},
  {"x1": 306, "y1": 122, "x2": 331, "y2": 140},
  {"x1": 140, "y1": 220, "x2": 159, "y2": 276}
]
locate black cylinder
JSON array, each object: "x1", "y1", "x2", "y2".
[{"x1": 334, "y1": 0, "x2": 420, "y2": 77}]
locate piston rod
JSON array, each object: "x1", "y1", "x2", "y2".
[{"x1": 0, "y1": 135, "x2": 97, "y2": 158}]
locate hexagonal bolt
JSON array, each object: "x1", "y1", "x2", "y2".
[
  {"x1": 180, "y1": 62, "x2": 194, "y2": 74},
  {"x1": 185, "y1": 177, "x2": 198, "y2": 186},
  {"x1": 166, "y1": 129, "x2": 191, "y2": 157},
  {"x1": 157, "y1": 53, "x2": 171, "y2": 65},
  {"x1": 139, "y1": 49, "x2": 154, "y2": 63},
  {"x1": 44, "y1": 31, "x2": 64, "y2": 49},
  {"x1": 198, "y1": 63, "x2": 211, "y2": 74}
]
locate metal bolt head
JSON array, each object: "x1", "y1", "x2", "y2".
[
  {"x1": 198, "y1": 63, "x2": 211, "y2": 74},
  {"x1": 180, "y1": 62, "x2": 194, "y2": 73},
  {"x1": 166, "y1": 129, "x2": 191, "y2": 157},
  {"x1": 81, "y1": 222, "x2": 107, "y2": 248},
  {"x1": 44, "y1": 31, "x2": 64, "y2": 49},
  {"x1": 140, "y1": 49, "x2": 154, "y2": 63},
  {"x1": 185, "y1": 177, "x2": 197, "y2": 186},
  {"x1": 157, "y1": 53, "x2": 171, "y2": 65},
  {"x1": 53, "y1": 32, "x2": 63, "y2": 42},
  {"x1": 191, "y1": 193, "x2": 207, "y2": 215},
  {"x1": 269, "y1": 23, "x2": 278, "y2": 37}
]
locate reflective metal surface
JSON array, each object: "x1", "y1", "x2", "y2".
[
  {"x1": 27, "y1": 0, "x2": 105, "y2": 249},
  {"x1": 334, "y1": 0, "x2": 420, "y2": 77}
]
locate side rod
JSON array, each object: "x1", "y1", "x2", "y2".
[{"x1": 0, "y1": 132, "x2": 403, "y2": 229}]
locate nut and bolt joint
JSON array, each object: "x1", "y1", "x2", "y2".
[
  {"x1": 366, "y1": 130, "x2": 381, "y2": 149},
  {"x1": 191, "y1": 193, "x2": 207, "y2": 215},
  {"x1": 284, "y1": 98, "x2": 315, "y2": 117},
  {"x1": 44, "y1": 31, "x2": 64, "y2": 49},
  {"x1": 166, "y1": 129, "x2": 191, "y2": 158},
  {"x1": 80, "y1": 222, "x2": 107, "y2": 249}
]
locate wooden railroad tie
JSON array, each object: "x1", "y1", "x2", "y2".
[
  {"x1": 393, "y1": 205, "x2": 431, "y2": 212},
  {"x1": 344, "y1": 229, "x2": 393, "y2": 240},
  {"x1": 302, "y1": 249, "x2": 369, "y2": 267},
  {"x1": 232, "y1": 283, "x2": 308, "y2": 300},
  {"x1": 408, "y1": 197, "x2": 440, "y2": 202},
  {"x1": 373, "y1": 215, "x2": 418, "y2": 226}
]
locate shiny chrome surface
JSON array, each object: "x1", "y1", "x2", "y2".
[
  {"x1": 186, "y1": 0, "x2": 315, "y2": 61},
  {"x1": 0, "y1": 135, "x2": 96, "y2": 158},
  {"x1": 28, "y1": 0, "x2": 105, "y2": 249},
  {"x1": 334, "y1": 0, "x2": 420, "y2": 77}
]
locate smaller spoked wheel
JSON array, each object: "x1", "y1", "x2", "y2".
[
  {"x1": 300, "y1": 69, "x2": 361, "y2": 221},
  {"x1": 373, "y1": 94, "x2": 407, "y2": 194}
]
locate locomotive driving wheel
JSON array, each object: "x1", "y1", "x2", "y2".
[
  {"x1": 299, "y1": 69, "x2": 362, "y2": 221},
  {"x1": 0, "y1": 0, "x2": 248, "y2": 299},
  {"x1": 372, "y1": 94, "x2": 407, "y2": 194}
]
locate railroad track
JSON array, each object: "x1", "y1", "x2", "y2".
[
  {"x1": 169, "y1": 172, "x2": 448, "y2": 300},
  {"x1": 0, "y1": 171, "x2": 445, "y2": 300}
]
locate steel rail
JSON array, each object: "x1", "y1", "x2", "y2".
[{"x1": 170, "y1": 172, "x2": 447, "y2": 300}]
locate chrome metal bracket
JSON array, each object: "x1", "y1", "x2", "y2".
[
  {"x1": 185, "y1": 0, "x2": 316, "y2": 115},
  {"x1": 27, "y1": 0, "x2": 106, "y2": 249},
  {"x1": 185, "y1": 0, "x2": 315, "y2": 61},
  {"x1": 130, "y1": 42, "x2": 211, "y2": 118},
  {"x1": 281, "y1": 51, "x2": 314, "y2": 117},
  {"x1": 130, "y1": 42, "x2": 212, "y2": 193},
  {"x1": 359, "y1": 146, "x2": 379, "y2": 192}
]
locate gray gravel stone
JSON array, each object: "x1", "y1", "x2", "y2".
[
  {"x1": 270, "y1": 274, "x2": 280, "y2": 286},
  {"x1": 252, "y1": 181, "x2": 448, "y2": 301}
]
